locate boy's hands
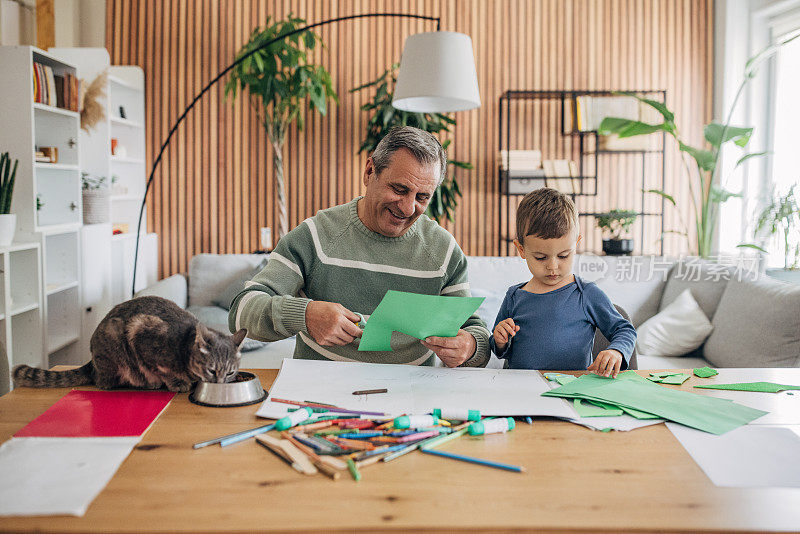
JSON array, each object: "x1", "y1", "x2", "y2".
[
  {"x1": 492, "y1": 318, "x2": 519, "y2": 352},
  {"x1": 587, "y1": 349, "x2": 623, "y2": 378}
]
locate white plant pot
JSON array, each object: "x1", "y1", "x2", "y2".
[
  {"x1": 82, "y1": 189, "x2": 110, "y2": 224},
  {"x1": 0, "y1": 213, "x2": 16, "y2": 246}
]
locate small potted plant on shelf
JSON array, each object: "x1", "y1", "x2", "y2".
[
  {"x1": 81, "y1": 172, "x2": 109, "y2": 224},
  {"x1": 595, "y1": 209, "x2": 638, "y2": 256},
  {"x1": 0, "y1": 152, "x2": 18, "y2": 246},
  {"x1": 739, "y1": 184, "x2": 799, "y2": 284}
]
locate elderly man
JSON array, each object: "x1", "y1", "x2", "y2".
[{"x1": 229, "y1": 126, "x2": 490, "y2": 367}]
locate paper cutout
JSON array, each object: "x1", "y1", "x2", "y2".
[
  {"x1": 358, "y1": 290, "x2": 484, "y2": 351},
  {"x1": 544, "y1": 373, "x2": 577, "y2": 386},
  {"x1": 14, "y1": 390, "x2": 175, "y2": 438},
  {"x1": 693, "y1": 366, "x2": 719, "y2": 378},
  {"x1": 648, "y1": 373, "x2": 691, "y2": 385},
  {"x1": 543, "y1": 373, "x2": 768, "y2": 434},
  {"x1": 694, "y1": 382, "x2": 800, "y2": 393}
]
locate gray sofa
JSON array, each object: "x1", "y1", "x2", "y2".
[{"x1": 138, "y1": 253, "x2": 800, "y2": 370}]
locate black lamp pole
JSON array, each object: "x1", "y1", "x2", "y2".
[{"x1": 132, "y1": 13, "x2": 441, "y2": 296}]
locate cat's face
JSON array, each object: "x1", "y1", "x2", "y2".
[{"x1": 190, "y1": 327, "x2": 247, "y2": 383}]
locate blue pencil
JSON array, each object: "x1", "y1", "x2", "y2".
[
  {"x1": 420, "y1": 448, "x2": 526, "y2": 473},
  {"x1": 219, "y1": 423, "x2": 276, "y2": 447},
  {"x1": 525, "y1": 417, "x2": 533, "y2": 425}
]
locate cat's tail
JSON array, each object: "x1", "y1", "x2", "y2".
[{"x1": 13, "y1": 362, "x2": 94, "y2": 388}]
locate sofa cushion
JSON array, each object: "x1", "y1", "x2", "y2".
[
  {"x1": 659, "y1": 259, "x2": 731, "y2": 320},
  {"x1": 187, "y1": 305, "x2": 267, "y2": 352},
  {"x1": 637, "y1": 288, "x2": 714, "y2": 357},
  {"x1": 212, "y1": 258, "x2": 268, "y2": 310},
  {"x1": 188, "y1": 254, "x2": 267, "y2": 307},
  {"x1": 466, "y1": 256, "x2": 530, "y2": 327},
  {"x1": 703, "y1": 275, "x2": 800, "y2": 368}
]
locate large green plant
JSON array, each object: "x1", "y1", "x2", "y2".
[
  {"x1": 740, "y1": 185, "x2": 800, "y2": 270},
  {"x1": 351, "y1": 63, "x2": 472, "y2": 223},
  {"x1": 225, "y1": 15, "x2": 338, "y2": 238},
  {"x1": 0, "y1": 152, "x2": 18, "y2": 214},
  {"x1": 598, "y1": 34, "x2": 798, "y2": 258}
]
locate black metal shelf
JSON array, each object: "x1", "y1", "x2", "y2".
[{"x1": 498, "y1": 89, "x2": 667, "y2": 256}]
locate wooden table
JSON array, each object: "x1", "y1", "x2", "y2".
[{"x1": 1, "y1": 368, "x2": 799, "y2": 533}]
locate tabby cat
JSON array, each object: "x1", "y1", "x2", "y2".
[{"x1": 13, "y1": 296, "x2": 247, "y2": 392}]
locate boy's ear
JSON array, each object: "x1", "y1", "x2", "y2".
[{"x1": 513, "y1": 239, "x2": 526, "y2": 259}]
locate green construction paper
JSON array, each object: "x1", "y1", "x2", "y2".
[
  {"x1": 694, "y1": 382, "x2": 800, "y2": 393},
  {"x1": 649, "y1": 371, "x2": 684, "y2": 379},
  {"x1": 544, "y1": 373, "x2": 577, "y2": 386},
  {"x1": 619, "y1": 406, "x2": 661, "y2": 419},
  {"x1": 573, "y1": 399, "x2": 624, "y2": 417},
  {"x1": 693, "y1": 366, "x2": 719, "y2": 378},
  {"x1": 357, "y1": 290, "x2": 484, "y2": 351},
  {"x1": 543, "y1": 373, "x2": 768, "y2": 434},
  {"x1": 648, "y1": 373, "x2": 690, "y2": 385}
]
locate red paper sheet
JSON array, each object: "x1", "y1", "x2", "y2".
[{"x1": 14, "y1": 390, "x2": 175, "y2": 438}]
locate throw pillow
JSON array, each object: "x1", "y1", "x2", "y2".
[
  {"x1": 703, "y1": 275, "x2": 800, "y2": 368},
  {"x1": 659, "y1": 259, "x2": 731, "y2": 321},
  {"x1": 212, "y1": 258, "x2": 268, "y2": 311},
  {"x1": 636, "y1": 288, "x2": 714, "y2": 357}
]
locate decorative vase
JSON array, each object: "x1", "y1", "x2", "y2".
[
  {"x1": 0, "y1": 213, "x2": 16, "y2": 246},
  {"x1": 602, "y1": 238, "x2": 634, "y2": 256},
  {"x1": 82, "y1": 189, "x2": 110, "y2": 224}
]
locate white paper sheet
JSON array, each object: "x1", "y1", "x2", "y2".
[
  {"x1": 0, "y1": 437, "x2": 139, "y2": 516},
  {"x1": 257, "y1": 358, "x2": 577, "y2": 419},
  {"x1": 667, "y1": 423, "x2": 800, "y2": 488},
  {"x1": 564, "y1": 415, "x2": 665, "y2": 432}
]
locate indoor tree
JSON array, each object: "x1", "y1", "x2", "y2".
[
  {"x1": 351, "y1": 63, "x2": 471, "y2": 223},
  {"x1": 225, "y1": 15, "x2": 338, "y2": 239}
]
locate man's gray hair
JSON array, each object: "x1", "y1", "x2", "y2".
[{"x1": 371, "y1": 126, "x2": 447, "y2": 185}]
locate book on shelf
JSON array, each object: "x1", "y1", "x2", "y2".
[
  {"x1": 499, "y1": 149, "x2": 542, "y2": 171},
  {"x1": 32, "y1": 62, "x2": 80, "y2": 112},
  {"x1": 564, "y1": 94, "x2": 661, "y2": 136}
]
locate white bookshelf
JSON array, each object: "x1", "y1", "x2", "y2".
[
  {"x1": 0, "y1": 46, "x2": 83, "y2": 368},
  {"x1": 0, "y1": 242, "x2": 44, "y2": 395},
  {"x1": 48, "y1": 49, "x2": 157, "y2": 359}
]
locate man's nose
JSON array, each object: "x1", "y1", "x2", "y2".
[{"x1": 398, "y1": 194, "x2": 415, "y2": 216}]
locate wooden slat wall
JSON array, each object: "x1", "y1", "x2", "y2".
[{"x1": 106, "y1": 0, "x2": 712, "y2": 278}]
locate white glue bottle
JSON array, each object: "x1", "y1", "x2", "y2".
[
  {"x1": 275, "y1": 407, "x2": 314, "y2": 431},
  {"x1": 468, "y1": 417, "x2": 515, "y2": 436}
]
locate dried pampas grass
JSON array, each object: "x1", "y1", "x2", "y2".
[{"x1": 80, "y1": 69, "x2": 108, "y2": 132}]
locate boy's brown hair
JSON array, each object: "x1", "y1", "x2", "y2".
[{"x1": 516, "y1": 188, "x2": 578, "y2": 240}]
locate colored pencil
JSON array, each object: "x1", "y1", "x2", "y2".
[
  {"x1": 270, "y1": 397, "x2": 385, "y2": 416},
  {"x1": 346, "y1": 458, "x2": 362, "y2": 481},
  {"x1": 284, "y1": 434, "x2": 341, "y2": 481},
  {"x1": 256, "y1": 437, "x2": 303, "y2": 473},
  {"x1": 381, "y1": 434, "x2": 444, "y2": 462},
  {"x1": 419, "y1": 428, "x2": 469, "y2": 450},
  {"x1": 194, "y1": 423, "x2": 275, "y2": 449},
  {"x1": 420, "y1": 448, "x2": 526, "y2": 473},
  {"x1": 352, "y1": 388, "x2": 388, "y2": 395}
]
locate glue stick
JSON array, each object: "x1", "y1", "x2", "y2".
[
  {"x1": 432, "y1": 408, "x2": 481, "y2": 422},
  {"x1": 393, "y1": 414, "x2": 439, "y2": 429},
  {"x1": 275, "y1": 407, "x2": 314, "y2": 431},
  {"x1": 468, "y1": 417, "x2": 515, "y2": 436}
]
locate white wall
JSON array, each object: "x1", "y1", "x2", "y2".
[
  {"x1": 0, "y1": 0, "x2": 35, "y2": 46},
  {"x1": 0, "y1": 0, "x2": 103, "y2": 47}
]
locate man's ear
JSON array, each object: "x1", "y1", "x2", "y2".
[
  {"x1": 363, "y1": 157, "x2": 376, "y2": 187},
  {"x1": 513, "y1": 239, "x2": 526, "y2": 259}
]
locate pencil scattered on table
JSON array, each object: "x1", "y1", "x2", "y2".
[{"x1": 194, "y1": 398, "x2": 526, "y2": 481}]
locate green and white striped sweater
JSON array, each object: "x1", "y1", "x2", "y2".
[{"x1": 228, "y1": 197, "x2": 490, "y2": 366}]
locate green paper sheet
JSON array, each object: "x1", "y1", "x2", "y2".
[
  {"x1": 647, "y1": 373, "x2": 690, "y2": 385},
  {"x1": 694, "y1": 382, "x2": 800, "y2": 393},
  {"x1": 693, "y1": 366, "x2": 719, "y2": 378},
  {"x1": 357, "y1": 290, "x2": 484, "y2": 351},
  {"x1": 573, "y1": 399, "x2": 624, "y2": 417},
  {"x1": 544, "y1": 373, "x2": 577, "y2": 386},
  {"x1": 543, "y1": 373, "x2": 768, "y2": 434},
  {"x1": 650, "y1": 371, "x2": 684, "y2": 379}
]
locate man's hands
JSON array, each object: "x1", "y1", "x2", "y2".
[
  {"x1": 587, "y1": 349, "x2": 623, "y2": 378},
  {"x1": 421, "y1": 330, "x2": 477, "y2": 368},
  {"x1": 492, "y1": 318, "x2": 519, "y2": 352},
  {"x1": 305, "y1": 301, "x2": 362, "y2": 346}
]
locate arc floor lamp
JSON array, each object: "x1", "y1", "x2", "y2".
[{"x1": 132, "y1": 12, "x2": 481, "y2": 295}]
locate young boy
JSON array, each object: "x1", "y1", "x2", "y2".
[{"x1": 490, "y1": 188, "x2": 636, "y2": 377}]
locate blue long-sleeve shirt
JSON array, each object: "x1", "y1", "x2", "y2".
[{"x1": 489, "y1": 277, "x2": 636, "y2": 370}]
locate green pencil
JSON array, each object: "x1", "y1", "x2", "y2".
[
  {"x1": 419, "y1": 427, "x2": 469, "y2": 450},
  {"x1": 346, "y1": 457, "x2": 361, "y2": 482}
]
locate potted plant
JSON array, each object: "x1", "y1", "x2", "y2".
[
  {"x1": 81, "y1": 172, "x2": 109, "y2": 224},
  {"x1": 598, "y1": 34, "x2": 799, "y2": 258},
  {"x1": 225, "y1": 15, "x2": 337, "y2": 239},
  {"x1": 351, "y1": 63, "x2": 471, "y2": 223},
  {"x1": 740, "y1": 185, "x2": 800, "y2": 283},
  {"x1": 595, "y1": 209, "x2": 637, "y2": 256},
  {"x1": 0, "y1": 152, "x2": 18, "y2": 246}
]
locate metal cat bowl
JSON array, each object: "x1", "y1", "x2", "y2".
[{"x1": 189, "y1": 372, "x2": 267, "y2": 407}]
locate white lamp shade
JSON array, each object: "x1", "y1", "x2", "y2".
[{"x1": 392, "y1": 31, "x2": 481, "y2": 113}]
